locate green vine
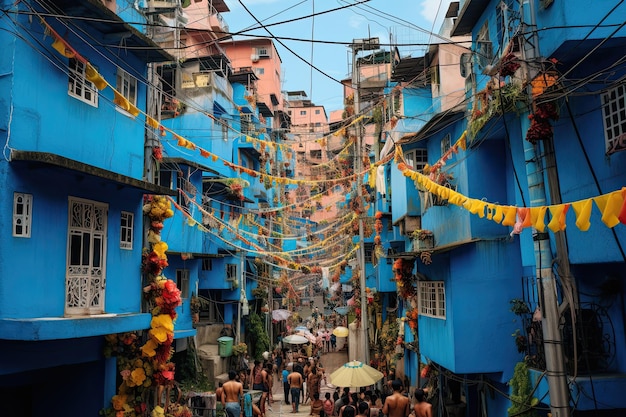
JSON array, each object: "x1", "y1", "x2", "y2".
[
  {"x1": 507, "y1": 362, "x2": 538, "y2": 417},
  {"x1": 247, "y1": 312, "x2": 270, "y2": 360}
]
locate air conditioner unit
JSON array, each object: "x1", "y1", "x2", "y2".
[{"x1": 250, "y1": 54, "x2": 259, "y2": 62}]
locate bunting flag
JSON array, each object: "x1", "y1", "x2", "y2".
[{"x1": 398, "y1": 162, "x2": 626, "y2": 232}]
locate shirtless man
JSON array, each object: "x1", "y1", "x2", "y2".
[
  {"x1": 222, "y1": 370, "x2": 244, "y2": 417},
  {"x1": 382, "y1": 379, "x2": 410, "y2": 417},
  {"x1": 412, "y1": 389, "x2": 432, "y2": 417},
  {"x1": 288, "y1": 366, "x2": 304, "y2": 413}
]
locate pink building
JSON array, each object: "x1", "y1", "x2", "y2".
[{"x1": 221, "y1": 38, "x2": 285, "y2": 131}]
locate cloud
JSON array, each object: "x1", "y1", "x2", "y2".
[
  {"x1": 419, "y1": 0, "x2": 453, "y2": 24},
  {"x1": 348, "y1": 14, "x2": 366, "y2": 29}
]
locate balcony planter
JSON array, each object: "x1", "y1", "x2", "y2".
[{"x1": 411, "y1": 230, "x2": 434, "y2": 251}]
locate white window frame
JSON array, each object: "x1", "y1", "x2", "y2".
[
  {"x1": 68, "y1": 59, "x2": 98, "y2": 107},
  {"x1": 419, "y1": 281, "x2": 446, "y2": 319},
  {"x1": 226, "y1": 264, "x2": 237, "y2": 282},
  {"x1": 476, "y1": 21, "x2": 493, "y2": 71},
  {"x1": 66, "y1": 197, "x2": 108, "y2": 315},
  {"x1": 601, "y1": 82, "x2": 626, "y2": 154},
  {"x1": 404, "y1": 149, "x2": 428, "y2": 171},
  {"x1": 441, "y1": 133, "x2": 451, "y2": 156},
  {"x1": 116, "y1": 68, "x2": 138, "y2": 114},
  {"x1": 176, "y1": 269, "x2": 190, "y2": 299},
  {"x1": 256, "y1": 47, "x2": 270, "y2": 58},
  {"x1": 120, "y1": 211, "x2": 133, "y2": 250},
  {"x1": 253, "y1": 67, "x2": 265, "y2": 76},
  {"x1": 13, "y1": 192, "x2": 32, "y2": 238},
  {"x1": 300, "y1": 110, "x2": 307, "y2": 116}
]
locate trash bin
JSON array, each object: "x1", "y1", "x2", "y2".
[{"x1": 217, "y1": 336, "x2": 233, "y2": 357}]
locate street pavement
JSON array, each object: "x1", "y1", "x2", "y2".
[{"x1": 265, "y1": 350, "x2": 348, "y2": 417}]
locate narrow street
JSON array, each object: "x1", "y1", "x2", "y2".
[{"x1": 266, "y1": 350, "x2": 349, "y2": 417}]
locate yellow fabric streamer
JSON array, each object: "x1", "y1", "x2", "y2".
[
  {"x1": 493, "y1": 205, "x2": 504, "y2": 224},
  {"x1": 594, "y1": 191, "x2": 624, "y2": 228},
  {"x1": 571, "y1": 199, "x2": 593, "y2": 231},
  {"x1": 529, "y1": 206, "x2": 547, "y2": 232},
  {"x1": 368, "y1": 166, "x2": 376, "y2": 189},
  {"x1": 113, "y1": 91, "x2": 131, "y2": 112},
  {"x1": 458, "y1": 131, "x2": 467, "y2": 151},
  {"x1": 502, "y1": 206, "x2": 517, "y2": 226},
  {"x1": 146, "y1": 116, "x2": 159, "y2": 129},
  {"x1": 52, "y1": 37, "x2": 75, "y2": 58},
  {"x1": 547, "y1": 204, "x2": 569, "y2": 232},
  {"x1": 84, "y1": 63, "x2": 107, "y2": 90}
]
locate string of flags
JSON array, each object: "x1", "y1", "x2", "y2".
[{"x1": 397, "y1": 160, "x2": 626, "y2": 232}]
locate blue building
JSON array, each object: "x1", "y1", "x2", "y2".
[
  {"x1": 0, "y1": 0, "x2": 176, "y2": 415},
  {"x1": 380, "y1": 0, "x2": 626, "y2": 416}
]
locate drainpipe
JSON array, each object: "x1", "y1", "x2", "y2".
[{"x1": 521, "y1": 1, "x2": 570, "y2": 415}]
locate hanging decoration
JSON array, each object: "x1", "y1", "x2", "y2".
[
  {"x1": 393, "y1": 258, "x2": 415, "y2": 299},
  {"x1": 397, "y1": 161, "x2": 626, "y2": 232}
]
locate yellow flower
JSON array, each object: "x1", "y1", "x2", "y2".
[
  {"x1": 141, "y1": 339, "x2": 159, "y2": 357},
  {"x1": 130, "y1": 367, "x2": 147, "y2": 386},
  {"x1": 152, "y1": 314, "x2": 174, "y2": 332},
  {"x1": 153, "y1": 241, "x2": 168, "y2": 258},
  {"x1": 152, "y1": 405, "x2": 165, "y2": 417},
  {"x1": 111, "y1": 394, "x2": 128, "y2": 410},
  {"x1": 149, "y1": 326, "x2": 169, "y2": 343}
]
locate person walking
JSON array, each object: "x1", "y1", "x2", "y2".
[
  {"x1": 282, "y1": 366, "x2": 291, "y2": 405},
  {"x1": 382, "y1": 380, "x2": 410, "y2": 417},
  {"x1": 412, "y1": 389, "x2": 432, "y2": 417},
  {"x1": 288, "y1": 366, "x2": 304, "y2": 413},
  {"x1": 222, "y1": 370, "x2": 244, "y2": 417}
]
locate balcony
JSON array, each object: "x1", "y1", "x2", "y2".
[
  {"x1": 209, "y1": 12, "x2": 229, "y2": 34},
  {"x1": 146, "y1": 0, "x2": 179, "y2": 10}
]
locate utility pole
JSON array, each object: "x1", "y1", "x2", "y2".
[
  {"x1": 350, "y1": 38, "x2": 379, "y2": 365},
  {"x1": 521, "y1": 1, "x2": 570, "y2": 415}
]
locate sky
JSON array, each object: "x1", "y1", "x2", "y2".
[{"x1": 223, "y1": 0, "x2": 454, "y2": 113}]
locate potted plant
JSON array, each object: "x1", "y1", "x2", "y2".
[
  {"x1": 411, "y1": 229, "x2": 434, "y2": 251},
  {"x1": 190, "y1": 293, "x2": 209, "y2": 326}
]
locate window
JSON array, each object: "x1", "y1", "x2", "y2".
[
  {"x1": 13, "y1": 192, "x2": 32, "y2": 238},
  {"x1": 68, "y1": 59, "x2": 98, "y2": 106},
  {"x1": 202, "y1": 259, "x2": 213, "y2": 271},
  {"x1": 315, "y1": 109, "x2": 321, "y2": 115},
  {"x1": 601, "y1": 83, "x2": 626, "y2": 155},
  {"x1": 240, "y1": 113, "x2": 253, "y2": 135},
  {"x1": 222, "y1": 121, "x2": 229, "y2": 141},
  {"x1": 476, "y1": 21, "x2": 493, "y2": 71},
  {"x1": 226, "y1": 264, "x2": 238, "y2": 283},
  {"x1": 404, "y1": 149, "x2": 428, "y2": 171},
  {"x1": 419, "y1": 281, "x2": 446, "y2": 319},
  {"x1": 309, "y1": 150, "x2": 322, "y2": 159},
  {"x1": 176, "y1": 269, "x2": 190, "y2": 299},
  {"x1": 120, "y1": 211, "x2": 133, "y2": 249},
  {"x1": 256, "y1": 47, "x2": 270, "y2": 57},
  {"x1": 496, "y1": 0, "x2": 516, "y2": 51},
  {"x1": 253, "y1": 67, "x2": 265, "y2": 76},
  {"x1": 300, "y1": 110, "x2": 307, "y2": 116},
  {"x1": 116, "y1": 69, "x2": 138, "y2": 112},
  {"x1": 66, "y1": 198, "x2": 108, "y2": 314},
  {"x1": 441, "y1": 133, "x2": 451, "y2": 156},
  {"x1": 363, "y1": 242, "x2": 375, "y2": 261}
]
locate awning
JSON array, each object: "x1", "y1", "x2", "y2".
[
  {"x1": 10, "y1": 151, "x2": 176, "y2": 196},
  {"x1": 46, "y1": 0, "x2": 174, "y2": 63}
]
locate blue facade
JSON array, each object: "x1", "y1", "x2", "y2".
[
  {"x1": 0, "y1": 0, "x2": 177, "y2": 415},
  {"x1": 381, "y1": 0, "x2": 626, "y2": 415}
]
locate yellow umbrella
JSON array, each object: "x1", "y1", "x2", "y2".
[
  {"x1": 333, "y1": 326, "x2": 349, "y2": 337},
  {"x1": 329, "y1": 360, "x2": 384, "y2": 388}
]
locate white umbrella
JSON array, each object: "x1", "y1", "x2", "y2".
[
  {"x1": 329, "y1": 360, "x2": 384, "y2": 388},
  {"x1": 272, "y1": 309, "x2": 292, "y2": 321},
  {"x1": 282, "y1": 334, "x2": 309, "y2": 345}
]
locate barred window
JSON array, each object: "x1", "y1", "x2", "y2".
[{"x1": 601, "y1": 83, "x2": 626, "y2": 155}]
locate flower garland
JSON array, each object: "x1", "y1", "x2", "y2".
[
  {"x1": 103, "y1": 196, "x2": 190, "y2": 417},
  {"x1": 393, "y1": 258, "x2": 415, "y2": 299}
]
